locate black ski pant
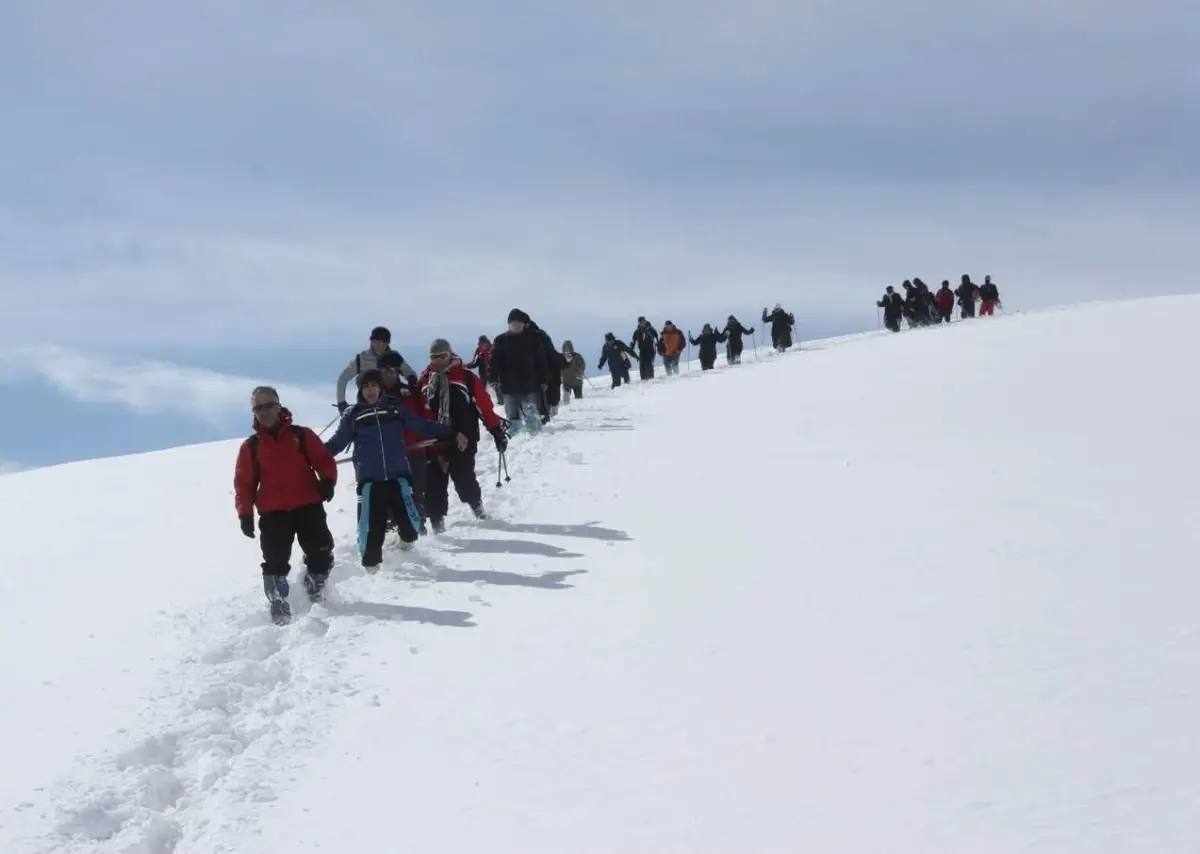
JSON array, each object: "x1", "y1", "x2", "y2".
[
  {"x1": 426, "y1": 447, "x2": 482, "y2": 523},
  {"x1": 663, "y1": 354, "x2": 680, "y2": 375},
  {"x1": 884, "y1": 314, "x2": 900, "y2": 332},
  {"x1": 609, "y1": 369, "x2": 624, "y2": 389},
  {"x1": 960, "y1": 302, "x2": 975, "y2": 319},
  {"x1": 700, "y1": 358, "x2": 715, "y2": 371},
  {"x1": 562, "y1": 382, "x2": 583, "y2": 402},
  {"x1": 638, "y1": 357, "x2": 655, "y2": 380},
  {"x1": 357, "y1": 478, "x2": 421, "y2": 567},
  {"x1": 258, "y1": 501, "x2": 334, "y2": 578},
  {"x1": 938, "y1": 306, "x2": 952, "y2": 324}
]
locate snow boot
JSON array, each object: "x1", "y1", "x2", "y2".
[
  {"x1": 470, "y1": 503, "x2": 488, "y2": 520},
  {"x1": 263, "y1": 575, "x2": 292, "y2": 625},
  {"x1": 430, "y1": 517, "x2": 446, "y2": 534},
  {"x1": 303, "y1": 571, "x2": 328, "y2": 603}
]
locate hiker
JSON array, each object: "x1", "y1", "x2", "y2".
[
  {"x1": 378, "y1": 350, "x2": 433, "y2": 534},
  {"x1": 488, "y1": 309, "x2": 548, "y2": 435},
  {"x1": 630, "y1": 316, "x2": 659, "y2": 380},
  {"x1": 978, "y1": 276, "x2": 1001, "y2": 316},
  {"x1": 955, "y1": 275, "x2": 979, "y2": 319},
  {"x1": 324, "y1": 370, "x2": 452, "y2": 570},
  {"x1": 658, "y1": 321, "x2": 686, "y2": 375},
  {"x1": 721, "y1": 315, "x2": 754, "y2": 364},
  {"x1": 465, "y1": 335, "x2": 501, "y2": 404},
  {"x1": 417, "y1": 339, "x2": 508, "y2": 533},
  {"x1": 233, "y1": 385, "x2": 339, "y2": 625},
  {"x1": 335, "y1": 326, "x2": 417, "y2": 413},
  {"x1": 935, "y1": 281, "x2": 955, "y2": 324},
  {"x1": 598, "y1": 333, "x2": 636, "y2": 388},
  {"x1": 877, "y1": 286, "x2": 904, "y2": 332},
  {"x1": 560, "y1": 341, "x2": 587, "y2": 402},
  {"x1": 689, "y1": 324, "x2": 727, "y2": 371},
  {"x1": 761, "y1": 304, "x2": 796, "y2": 351}
]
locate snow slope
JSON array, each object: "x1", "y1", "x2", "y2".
[{"x1": 2, "y1": 297, "x2": 1199, "y2": 852}]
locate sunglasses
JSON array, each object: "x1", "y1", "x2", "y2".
[{"x1": 429, "y1": 351, "x2": 451, "y2": 360}]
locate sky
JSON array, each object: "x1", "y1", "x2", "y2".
[{"x1": 1, "y1": 0, "x2": 1197, "y2": 471}]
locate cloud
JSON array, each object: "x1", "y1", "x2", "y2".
[
  {"x1": 0, "y1": 0, "x2": 1197, "y2": 353},
  {"x1": 0, "y1": 346, "x2": 334, "y2": 431}
]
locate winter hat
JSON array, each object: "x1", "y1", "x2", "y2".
[
  {"x1": 478, "y1": 334, "x2": 490, "y2": 344},
  {"x1": 377, "y1": 351, "x2": 404, "y2": 369},
  {"x1": 370, "y1": 326, "x2": 391, "y2": 343},
  {"x1": 357, "y1": 369, "x2": 384, "y2": 390},
  {"x1": 429, "y1": 338, "x2": 452, "y2": 356},
  {"x1": 507, "y1": 308, "x2": 530, "y2": 324}
]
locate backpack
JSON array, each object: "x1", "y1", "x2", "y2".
[{"x1": 246, "y1": 428, "x2": 314, "y2": 487}]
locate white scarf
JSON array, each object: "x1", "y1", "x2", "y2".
[{"x1": 426, "y1": 361, "x2": 455, "y2": 425}]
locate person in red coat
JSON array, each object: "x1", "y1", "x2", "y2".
[
  {"x1": 466, "y1": 334, "x2": 500, "y2": 403},
  {"x1": 233, "y1": 385, "x2": 339, "y2": 624},
  {"x1": 418, "y1": 339, "x2": 508, "y2": 533}
]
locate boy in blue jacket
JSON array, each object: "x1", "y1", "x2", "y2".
[{"x1": 325, "y1": 369, "x2": 455, "y2": 568}]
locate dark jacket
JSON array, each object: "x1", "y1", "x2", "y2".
[
  {"x1": 598, "y1": 338, "x2": 635, "y2": 374},
  {"x1": 325, "y1": 394, "x2": 451, "y2": 483},
  {"x1": 878, "y1": 292, "x2": 904, "y2": 318},
  {"x1": 722, "y1": 318, "x2": 754, "y2": 356},
  {"x1": 689, "y1": 327, "x2": 727, "y2": 364},
  {"x1": 630, "y1": 324, "x2": 659, "y2": 359},
  {"x1": 489, "y1": 328, "x2": 548, "y2": 395},
  {"x1": 762, "y1": 307, "x2": 795, "y2": 347}
]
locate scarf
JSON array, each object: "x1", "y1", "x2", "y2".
[{"x1": 426, "y1": 358, "x2": 458, "y2": 425}]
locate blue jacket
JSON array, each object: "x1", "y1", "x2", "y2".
[{"x1": 324, "y1": 395, "x2": 451, "y2": 483}]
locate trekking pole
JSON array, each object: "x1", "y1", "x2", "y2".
[
  {"x1": 495, "y1": 449, "x2": 511, "y2": 488},
  {"x1": 751, "y1": 329, "x2": 759, "y2": 361},
  {"x1": 319, "y1": 407, "x2": 341, "y2": 437},
  {"x1": 585, "y1": 374, "x2": 598, "y2": 390}
]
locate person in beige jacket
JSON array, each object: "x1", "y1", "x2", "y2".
[{"x1": 335, "y1": 326, "x2": 417, "y2": 412}]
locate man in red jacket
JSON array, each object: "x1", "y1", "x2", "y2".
[{"x1": 234, "y1": 385, "x2": 339, "y2": 625}]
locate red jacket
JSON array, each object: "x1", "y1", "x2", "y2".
[
  {"x1": 935, "y1": 288, "x2": 954, "y2": 310},
  {"x1": 466, "y1": 343, "x2": 493, "y2": 378},
  {"x1": 418, "y1": 355, "x2": 503, "y2": 450},
  {"x1": 233, "y1": 409, "x2": 338, "y2": 517},
  {"x1": 388, "y1": 378, "x2": 440, "y2": 450}
]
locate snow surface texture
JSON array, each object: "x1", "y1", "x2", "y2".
[{"x1": 2, "y1": 298, "x2": 1198, "y2": 853}]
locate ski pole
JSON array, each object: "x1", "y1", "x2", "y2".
[
  {"x1": 495, "y1": 450, "x2": 511, "y2": 488},
  {"x1": 319, "y1": 409, "x2": 340, "y2": 437}
]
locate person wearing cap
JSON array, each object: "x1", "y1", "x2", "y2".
[
  {"x1": 324, "y1": 369, "x2": 452, "y2": 568},
  {"x1": 630, "y1": 316, "x2": 659, "y2": 381},
  {"x1": 335, "y1": 326, "x2": 417, "y2": 414},
  {"x1": 487, "y1": 309, "x2": 548, "y2": 435},
  {"x1": 597, "y1": 332, "x2": 636, "y2": 388},
  {"x1": 417, "y1": 339, "x2": 507, "y2": 532}
]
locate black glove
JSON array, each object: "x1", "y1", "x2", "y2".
[
  {"x1": 490, "y1": 426, "x2": 508, "y2": 453},
  {"x1": 240, "y1": 515, "x2": 255, "y2": 538},
  {"x1": 337, "y1": 401, "x2": 349, "y2": 414},
  {"x1": 317, "y1": 479, "x2": 335, "y2": 502}
]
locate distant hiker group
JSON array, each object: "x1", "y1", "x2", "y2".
[{"x1": 877, "y1": 275, "x2": 1003, "y2": 332}]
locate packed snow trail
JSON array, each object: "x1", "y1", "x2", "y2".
[{"x1": 3, "y1": 298, "x2": 1200, "y2": 852}]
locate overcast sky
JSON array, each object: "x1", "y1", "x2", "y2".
[{"x1": 0, "y1": 0, "x2": 1196, "y2": 468}]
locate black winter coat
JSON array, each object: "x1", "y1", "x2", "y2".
[{"x1": 488, "y1": 329, "x2": 548, "y2": 395}]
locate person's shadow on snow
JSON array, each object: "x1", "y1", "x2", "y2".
[
  {"x1": 440, "y1": 537, "x2": 586, "y2": 559},
  {"x1": 328, "y1": 601, "x2": 477, "y2": 627},
  {"x1": 459, "y1": 519, "x2": 632, "y2": 542}
]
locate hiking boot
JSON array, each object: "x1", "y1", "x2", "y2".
[
  {"x1": 430, "y1": 517, "x2": 446, "y2": 534},
  {"x1": 470, "y1": 503, "x2": 488, "y2": 520},
  {"x1": 303, "y1": 571, "x2": 328, "y2": 603},
  {"x1": 263, "y1": 575, "x2": 292, "y2": 625}
]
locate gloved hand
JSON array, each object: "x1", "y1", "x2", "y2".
[
  {"x1": 337, "y1": 401, "x2": 349, "y2": 414},
  {"x1": 317, "y1": 479, "x2": 335, "y2": 503},
  {"x1": 490, "y1": 426, "x2": 508, "y2": 453},
  {"x1": 240, "y1": 515, "x2": 255, "y2": 538}
]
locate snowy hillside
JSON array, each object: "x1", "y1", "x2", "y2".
[{"x1": 3, "y1": 297, "x2": 1199, "y2": 853}]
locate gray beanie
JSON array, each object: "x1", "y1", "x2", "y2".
[{"x1": 429, "y1": 338, "x2": 452, "y2": 355}]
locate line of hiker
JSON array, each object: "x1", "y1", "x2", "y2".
[
  {"x1": 877, "y1": 275, "x2": 1003, "y2": 332},
  {"x1": 236, "y1": 300, "x2": 798, "y2": 624}
]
